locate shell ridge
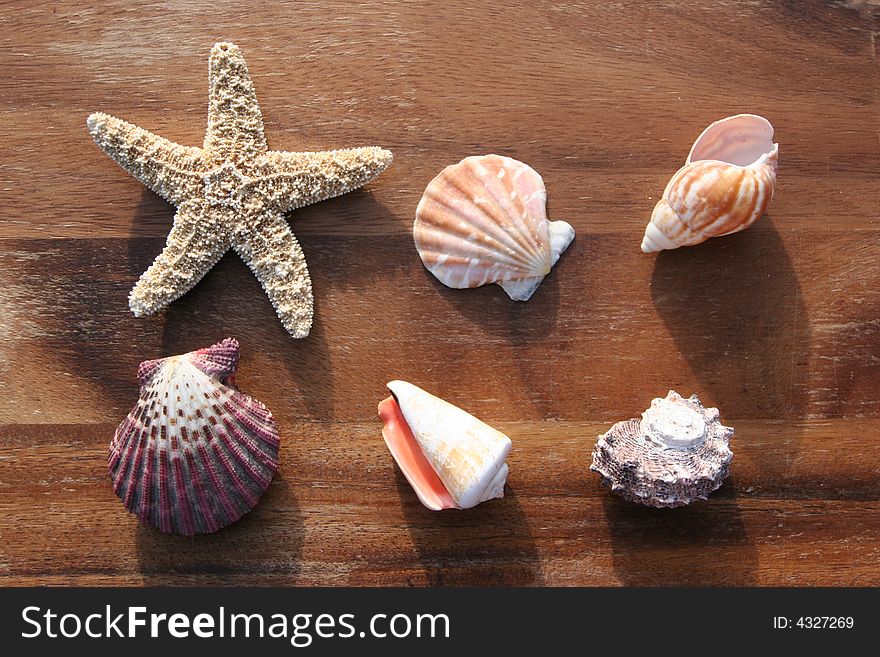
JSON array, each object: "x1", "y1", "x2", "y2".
[
  {"x1": 211, "y1": 437, "x2": 260, "y2": 508},
  {"x1": 499, "y1": 219, "x2": 575, "y2": 300},
  {"x1": 220, "y1": 417, "x2": 276, "y2": 485},
  {"x1": 499, "y1": 159, "x2": 552, "y2": 270},
  {"x1": 470, "y1": 157, "x2": 538, "y2": 248},
  {"x1": 198, "y1": 440, "x2": 240, "y2": 524},
  {"x1": 422, "y1": 252, "x2": 532, "y2": 285},
  {"x1": 170, "y1": 451, "x2": 195, "y2": 535},
  {"x1": 185, "y1": 453, "x2": 209, "y2": 535},
  {"x1": 415, "y1": 223, "x2": 534, "y2": 273},
  {"x1": 222, "y1": 395, "x2": 280, "y2": 453},
  {"x1": 416, "y1": 216, "x2": 535, "y2": 280},
  {"x1": 109, "y1": 416, "x2": 134, "y2": 474},
  {"x1": 429, "y1": 157, "x2": 547, "y2": 265},
  {"x1": 203, "y1": 438, "x2": 248, "y2": 524},
  {"x1": 414, "y1": 243, "x2": 527, "y2": 287},
  {"x1": 118, "y1": 432, "x2": 146, "y2": 509},
  {"x1": 157, "y1": 447, "x2": 172, "y2": 533},
  {"x1": 423, "y1": 181, "x2": 540, "y2": 268},
  {"x1": 467, "y1": 158, "x2": 549, "y2": 271},
  {"x1": 239, "y1": 396, "x2": 275, "y2": 423},
  {"x1": 139, "y1": 444, "x2": 155, "y2": 528},
  {"x1": 433, "y1": 172, "x2": 522, "y2": 250},
  {"x1": 238, "y1": 399, "x2": 280, "y2": 451},
  {"x1": 189, "y1": 337, "x2": 240, "y2": 380},
  {"x1": 226, "y1": 413, "x2": 280, "y2": 457},
  {"x1": 149, "y1": 445, "x2": 163, "y2": 531},
  {"x1": 420, "y1": 254, "x2": 521, "y2": 289},
  {"x1": 137, "y1": 359, "x2": 164, "y2": 386}
]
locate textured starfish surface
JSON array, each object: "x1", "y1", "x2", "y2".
[{"x1": 88, "y1": 42, "x2": 393, "y2": 338}]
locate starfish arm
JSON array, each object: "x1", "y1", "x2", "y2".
[
  {"x1": 204, "y1": 42, "x2": 268, "y2": 164},
  {"x1": 249, "y1": 147, "x2": 394, "y2": 212},
  {"x1": 232, "y1": 210, "x2": 314, "y2": 338},
  {"x1": 87, "y1": 112, "x2": 204, "y2": 204},
  {"x1": 129, "y1": 200, "x2": 231, "y2": 316}
]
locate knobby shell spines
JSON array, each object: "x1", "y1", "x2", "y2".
[{"x1": 590, "y1": 391, "x2": 733, "y2": 508}]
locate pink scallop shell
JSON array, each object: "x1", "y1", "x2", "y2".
[{"x1": 413, "y1": 154, "x2": 574, "y2": 300}]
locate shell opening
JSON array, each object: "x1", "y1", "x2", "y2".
[
  {"x1": 381, "y1": 380, "x2": 511, "y2": 511},
  {"x1": 687, "y1": 114, "x2": 776, "y2": 168},
  {"x1": 378, "y1": 394, "x2": 458, "y2": 511}
]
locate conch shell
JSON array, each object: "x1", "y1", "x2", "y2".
[
  {"x1": 642, "y1": 114, "x2": 778, "y2": 252},
  {"x1": 413, "y1": 154, "x2": 574, "y2": 300},
  {"x1": 109, "y1": 338, "x2": 280, "y2": 534},
  {"x1": 378, "y1": 380, "x2": 511, "y2": 510},
  {"x1": 590, "y1": 391, "x2": 733, "y2": 508}
]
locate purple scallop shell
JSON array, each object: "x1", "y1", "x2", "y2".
[{"x1": 109, "y1": 338, "x2": 279, "y2": 535}]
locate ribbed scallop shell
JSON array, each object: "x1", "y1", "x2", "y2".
[
  {"x1": 590, "y1": 391, "x2": 733, "y2": 508},
  {"x1": 379, "y1": 380, "x2": 511, "y2": 510},
  {"x1": 414, "y1": 154, "x2": 574, "y2": 301},
  {"x1": 109, "y1": 338, "x2": 279, "y2": 535},
  {"x1": 642, "y1": 114, "x2": 778, "y2": 252}
]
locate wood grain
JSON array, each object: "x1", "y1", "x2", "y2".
[{"x1": 1, "y1": 0, "x2": 878, "y2": 586}]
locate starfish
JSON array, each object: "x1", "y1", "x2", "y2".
[{"x1": 87, "y1": 42, "x2": 393, "y2": 338}]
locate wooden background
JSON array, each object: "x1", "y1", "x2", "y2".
[{"x1": 1, "y1": 0, "x2": 878, "y2": 586}]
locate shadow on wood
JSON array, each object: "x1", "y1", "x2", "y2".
[
  {"x1": 422, "y1": 260, "x2": 566, "y2": 419},
  {"x1": 144, "y1": 190, "x2": 399, "y2": 422},
  {"x1": 135, "y1": 473, "x2": 303, "y2": 585},
  {"x1": 821, "y1": 284, "x2": 880, "y2": 418},
  {"x1": 395, "y1": 468, "x2": 542, "y2": 585},
  {"x1": 434, "y1": 263, "x2": 560, "y2": 342},
  {"x1": 602, "y1": 478, "x2": 757, "y2": 586},
  {"x1": 649, "y1": 217, "x2": 809, "y2": 484},
  {"x1": 157, "y1": 263, "x2": 337, "y2": 421}
]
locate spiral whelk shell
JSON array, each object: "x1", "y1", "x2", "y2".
[
  {"x1": 642, "y1": 114, "x2": 778, "y2": 252},
  {"x1": 414, "y1": 154, "x2": 574, "y2": 300},
  {"x1": 378, "y1": 380, "x2": 512, "y2": 510},
  {"x1": 109, "y1": 338, "x2": 279, "y2": 535},
  {"x1": 590, "y1": 391, "x2": 733, "y2": 508}
]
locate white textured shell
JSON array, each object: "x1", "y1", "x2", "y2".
[
  {"x1": 414, "y1": 154, "x2": 574, "y2": 300},
  {"x1": 590, "y1": 391, "x2": 733, "y2": 508},
  {"x1": 642, "y1": 114, "x2": 778, "y2": 252},
  {"x1": 388, "y1": 380, "x2": 511, "y2": 509}
]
